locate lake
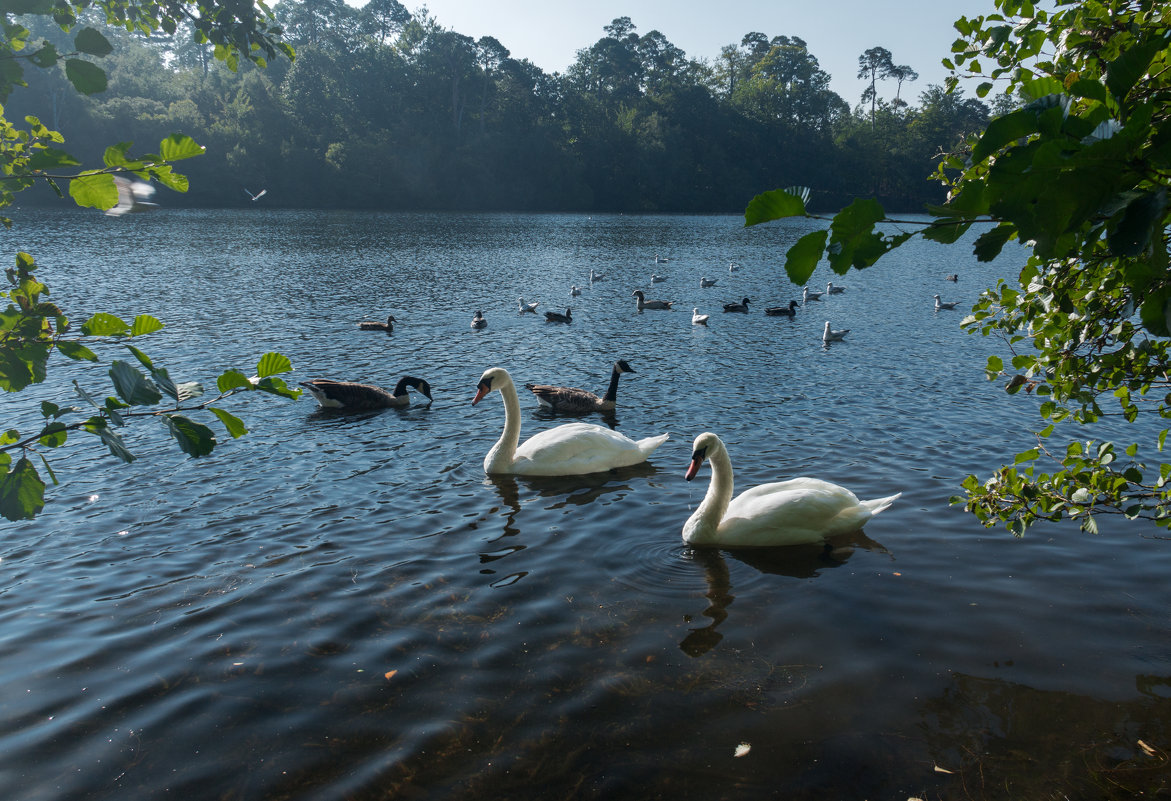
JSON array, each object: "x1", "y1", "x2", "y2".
[{"x1": 3, "y1": 208, "x2": 1169, "y2": 800}]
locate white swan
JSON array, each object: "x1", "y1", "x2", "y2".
[
  {"x1": 692, "y1": 308, "x2": 709, "y2": 325},
  {"x1": 823, "y1": 321, "x2": 849, "y2": 342},
  {"x1": 472, "y1": 367, "x2": 668, "y2": 476},
  {"x1": 682, "y1": 432, "x2": 900, "y2": 547}
]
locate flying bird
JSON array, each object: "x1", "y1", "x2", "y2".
[
  {"x1": 244, "y1": 188, "x2": 268, "y2": 201},
  {"x1": 106, "y1": 176, "x2": 158, "y2": 217}
]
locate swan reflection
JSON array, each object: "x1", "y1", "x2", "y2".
[{"x1": 680, "y1": 530, "x2": 890, "y2": 657}]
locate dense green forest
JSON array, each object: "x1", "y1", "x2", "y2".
[{"x1": 14, "y1": 1, "x2": 999, "y2": 213}]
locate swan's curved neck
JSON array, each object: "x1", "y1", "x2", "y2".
[
  {"x1": 485, "y1": 376, "x2": 522, "y2": 472},
  {"x1": 685, "y1": 446, "x2": 734, "y2": 545}
]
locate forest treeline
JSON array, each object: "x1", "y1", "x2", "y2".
[{"x1": 15, "y1": 1, "x2": 1001, "y2": 213}]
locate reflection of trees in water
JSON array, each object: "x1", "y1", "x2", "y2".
[
  {"x1": 680, "y1": 530, "x2": 891, "y2": 657},
  {"x1": 920, "y1": 672, "x2": 1171, "y2": 799}
]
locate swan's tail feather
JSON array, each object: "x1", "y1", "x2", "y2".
[
  {"x1": 637, "y1": 432, "x2": 670, "y2": 457},
  {"x1": 862, "y1": 492, "x2": 901, "y2": 516}
]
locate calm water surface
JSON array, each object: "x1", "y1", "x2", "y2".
[{"x1": 3, "y1": 209, "x2": 1170, "y2": 800}]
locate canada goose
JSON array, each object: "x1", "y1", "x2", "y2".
[
  {"x1": 525, "y1": 359, "x2": 636, "y2": 413},
  {"x1": 682, "y1": 432, "x2": 900, "y2": 547},
  {"x1": 545, "y1": 308, "x2": 572, "y2": 323},
  {"x1": 358, "y1": 314, "x2": 396, "y2": 332},
  {"x1": 632, "y1": 290, "x2": 673, "y2": 311},
  {"x1": 300, "y1": 376, "x2": 433, "y2": 410},
  {"x1": 723, "y1": 297, "x2": 750, "y2": 313},
  {"x1": 472, "y1": 367, "x2": 668, "y2": 475},
  {"x1": 765, "y1": 301, "x2": 799, "y2": 317}
]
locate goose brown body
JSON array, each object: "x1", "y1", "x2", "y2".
[
  {"x1": 525, "y1": 360, "x2": 635, "y2": 413},
  {"x1": 300, "y1": 376, "x2": 432, "y2": 409}
]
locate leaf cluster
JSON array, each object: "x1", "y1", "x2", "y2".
[{"x1": 743, "y1": 0, "x2": 1171, "y2": 536}]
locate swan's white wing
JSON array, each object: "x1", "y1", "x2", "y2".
[
  {"x1": 717, "y1": 478, "x2": 873, "y2": 546},
  {"x1": 513, "y1": 422, "x2": 649, "y2": 475}
]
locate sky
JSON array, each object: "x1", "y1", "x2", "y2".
[{"x1": 400, "y1": 0, "x2": 996, "y2": 104}]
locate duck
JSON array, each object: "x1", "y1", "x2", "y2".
[
  {"x1": 472, "y1": 367, "x2": 668, "y2": 476},
  {"x1": 934, "y1": 294, "x2": 959, "y2": 310},
  {"x1": 826, "y1": 282, "x2": 845, "y2": 294},
  {"x1": 765, "y1": 301, "x2": 799, "y2": 317},
  {"x1": 945, "y1": 273, "x2": 959, "y2": 282},
  {"x1": 632, "y1": 290, "x2": 673, "y2": 311},
  {"x1": 682, "y1": 432, "x2": 901, "y2": 547},
  {"x1": 722, "y1": 297, "x2": 750, "y2": 313},
  {"x1": 525, "y1": 359, "x2": 636, "y2": 413},
  {"x1": 358, "y1": 314, "x2": 396, "y2": 332},
  {"x1": 651, "y1": 273, "x2": 668, "y2": 283},
  {"x1": 518, "y1": 298, "x2": 539, "y2": 313},
  {"x1": 823, "y1": 321, "x2": 849, "y2": 342},
  {"x1": 728, "y1": 262, "x2": 740, "y2": 272},
  {"x1": 471, "y1": 310, "x2": 487, "y2": 329},
  {"x1": 545, "y1": 308, "x2": 572, "y2": 323},
  {"x1": 106, "y1": 175, "x2": 158, "y2": 216},
  {"x1": 802, "y1": 287, "x2": 822, "y2": 303},
  {"x1": 699, "y1": 276, "x2": 718, "y2": 288},
  {"x1": 692, "y1": 308, "x2": 710, "y2": 326},
  {"x1": 300, "y1": 376, "x2": 432, "y2": 410},
  {"x1": 570, "y1": 285, "x2": 583, "y2": 297}
]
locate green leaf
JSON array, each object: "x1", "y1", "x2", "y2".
[
  {"x1": 63, "y1": 58, "x2": 107, "y2": 95},
  {"x1": 73, "y1": 27, "x2": 113, "y2": 57},
  {"x1": 56, "y1": 340, "x2": 98, "y2": 361},
  {"x1": 109, "y1": 360, "x2": 162, "y2": 405},
  {"x1": 0, "y1": 457, "x2": 45, "y2": 522},
  {"x1": 129, "y1": 314, "x2": 164, "y2": 337},
  {"x1": 743, "y1": 187, "x2": 809, "y2": 226},
  {"x1": 81, "y1": 312, "x2": 128, "y2": 336},
  {"x1": 164, "y1": 414, "x2": 216, "y2": 456},
  {"x1": 1108, "y1": 189, "x2": 1167, "y2": 258},
  {"x1": 94, "y1": 425, "x2": 135, "y2": 462},
  {"x1": 972, "y1": 225, "x2": 1016, "y2": 262},
  {"x1": 1139, "y1": 287, "x2": 1171, "y2": 337},
  {"x1": 69, "y1": 172, "x2": 118, "y2": 210},
  {"x1": 217, "y1": 369, "x2": 253, "y2": 393},
  {"x1": 209, "y1": 407, "x2": 248, "y2": 438},
  {"x1": 972, "y1": 107, "x2": 1038, "y2": 163},
  {"x1": 1105, "y1": 33, "x2": 1170, "y2": 103},
  {"x1": 783, "y1": 230, "x2": 827, "y2": 285},
  {"x1": 37, "y1": 422, "x2": 67, "y2": 447},
  {"x1": 159, "y1": 134, "x2": 206, "y2": 162},
  {"x1": 256, "y1": 352, "x2": 292, "y2": 377},
  {"x1": 27, "y1": 148, "x2": 81, "y2": 171}
]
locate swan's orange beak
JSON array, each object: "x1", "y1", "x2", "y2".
[
  {"x1": 685, "y1": 448, "x2": 706, "y2": 481},
  {"x1": 472, "y1": 381, "x2": 490, "y2": 405}
]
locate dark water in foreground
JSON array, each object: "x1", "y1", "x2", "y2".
[{"x1": 3, "y1": 209, "x2": 1170, "y2": 800}]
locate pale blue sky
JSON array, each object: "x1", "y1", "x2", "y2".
[{"x1": 402, "y1": 0, "x2": 995, "y2": 104}]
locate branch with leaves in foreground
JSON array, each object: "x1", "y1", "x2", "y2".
[
  {"x1": 741, "y1": 2, "x2": 1171, "y2": 537},
  {"x1": 1, "y1": 252, "x2": 300, "y2": 521}
]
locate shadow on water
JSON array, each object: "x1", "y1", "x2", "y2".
[{"x1": 679, "y1": 530, "x2": 891, "y2": 657}]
